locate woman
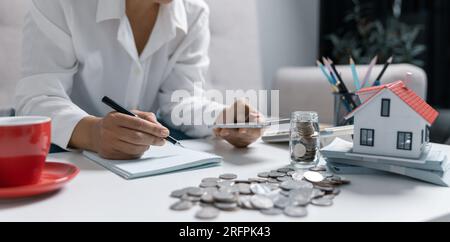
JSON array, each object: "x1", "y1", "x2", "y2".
[{"x1": 15, "y1": 0, "x2": 263, "y2": 160}]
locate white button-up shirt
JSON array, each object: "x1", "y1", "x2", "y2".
[{"x1": 15, "y1": 0, "x2": 225, "y2": 149}]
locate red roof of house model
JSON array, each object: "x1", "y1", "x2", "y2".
[{"x1": 345, "y1": 81, "x2": 439, "y2": 124}]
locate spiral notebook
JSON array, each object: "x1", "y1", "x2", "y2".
[{"x1": 83, "y1": 144, "x2": 222, "y2": 180}]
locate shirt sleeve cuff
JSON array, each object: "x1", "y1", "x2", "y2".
[{"x1": 51, "y1": 110, "x2": 89, "y2": 150}]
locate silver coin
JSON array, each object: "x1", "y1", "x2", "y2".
[
  {"x1": 289, "y1": 193, "x2": 310, "y2": 206},
  {"x1": 170, "y1": 200, "x2": 193, "y2": 211},
  {"x1": 287, "y1": 171, "x2": 296, "y2": 176},
  {"x1": 213, "y1": 191, "x2": 237, "y2": 203},
  {"x1": 311, "y1": 189, "x2": 326, "y2": 199},
  {"x1": 187, "y1": 187, "x2": 205, "y2": 197},
  {"x1": 279, "y1": 190, "x2": 291, "y2": 197},
  {"x1": 331, "y1": 188, "x2": 341, "y2": 195},
  {"x1": 204, "y1": 187, "x2": 219, "y2": 194},
  {"x1": 200, "y1": 181, "x2": 218, "y2": 188},
  {"x1": 311, "y1": 197, "x2": 333, "y2": 207},
  {"x1": 267, "y1": 178, "x2": 280, "y2": 183},
  {"x1": 321, "y1": 172, "x2": 335, "y2": 178},
  {"x1": 314, "y1": 184, "x2": 334, "y2": 192},
  {"x1": 291, "y1": 171, "x2": 305, "y2": 181},
  {"x1": 195, "y1": 207, "x2": 220, "y2": 220},
  {"x1": 237, "y1": 195, "x2": 253, "y2": 209},
  {"x1": 235, "y1": 180, "x2": 252, "y2": 184},
  {"x1": 218, "y1": 180, "x2": 235, "y2": 188},
  {"x1": 170, "y1": 189, "x2": 188, "y2": 198},
  {"x1": 297, "y1": 180, "x2": 314, "y2": 190},
  {"x1": 181, "y1": 194, "x2": 201, "y2": 202},
  {"x1": 277, "y1": 176, "x2": 293, "y2": 182},
  {"x1": 200, "y1": 193, "x2": 215, "y2": 203},
  {"x1": 280, "y1": 180, "x2": 304, "y2": 191},
  {"x1": 237, "y1": 183, "x2": 252, "y2": 195},
  {"x1": 219, "y1": 186, "x2": 239, "y2": 194},
  {"x1": 248, "y1": 178, "x2": 267, "y2": 183},
  {"x1": 284, "y1": 206, "x2": 308, "y2": 218},
  {"x1": 260, "y1": 208, "x2": 283, "y2": 216},
  {"x1": 304, "y1": 171, "x2": 324, "y2": 183},
  {"x1": 277, "y1": 167, "x2": 295, "y2": 173},
  {"x1": 273, "y1": 195, "x2": 291, "y2": 209},
  {"x1": 215, "y1": 202, "x2": 239, "y2": 211},
  {"x1": 309, "y1": 166, "x2": 327, "y2": 172},
  {"x1": 289, "y1": 187, "x2": 313, "y2": 200},
  {"x1": 250, "y1": 195, "x2": 274, "y2": 210},
  {"x1": 250, "y1": 184, "x2": 272, "y2": 195},
  {"x1": 219, "y1": 173, "x2": 238, "y2": 180},
  {"x1": 202, "y1": 177, "x2": 220, "y2": 183},
  {"x1": 293, "y1": 143, "x2": 307, "y2": 158},
  {"x1": 322, "y1": 194, "x2": 336, "y2": 200},
  {"x1": 268, "y1": 172, "x2": 285, "y2": 178},
  {"x1": 257, "y1": 172, "x2": 270, "y2": 178}
]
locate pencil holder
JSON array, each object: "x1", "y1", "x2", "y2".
[{"x1": 333, "y1": 93, "x2": 361, "y2": 127}]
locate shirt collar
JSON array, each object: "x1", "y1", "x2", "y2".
[
  {"x1": 96, "y1": 0, "x2": 125, "y2": 23},
  {"x1": 96, "y1": 0, "x2": 188, "y2": 34}
]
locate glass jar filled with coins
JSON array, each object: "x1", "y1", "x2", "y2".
[{"x1": 289, "y1": 111, "x2": 320, "y2": 169}]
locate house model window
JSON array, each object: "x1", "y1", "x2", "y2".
[
  {"x1": 381, "y1": 99, "x2": 391, "y2": 117},
  {"x1": 360, "y1": 129, "x2": 375, "y2": 147},
  {"x1": 397, "y1": 132, "x2": 413, "y2": 150}
]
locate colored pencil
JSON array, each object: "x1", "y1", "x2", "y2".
[
  {"x1": 361, "y1": 55, "x2": 378, "y2": 88},
  {"x1": 323, "y1": 58, "x2": 357, "y2": 112},
  {"x1": 373, "y1": 56, "x2": 394, "y2": 86},
  {"x1": 350, "y1": 58, "x2": 361, "y2": 91},
  {"x1": 317, "y1": 60, "x2": 339, "y2": 92}
]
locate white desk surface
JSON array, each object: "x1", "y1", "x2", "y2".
[{"x1": 1, "y1": 138, "x2": 450, "y2": 222}]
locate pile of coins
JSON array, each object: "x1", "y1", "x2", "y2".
[
  {"x1": 291, "y1": 122, "x2": 320, "y2": 163},
  {"x1": 169, "y1": 166, "x2": 350, "y2": 220}
]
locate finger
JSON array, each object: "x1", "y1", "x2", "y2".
[
  {"x1": 213, "y1": 128, "x2": 222, "y2": 137},
  {"x1": 107, "y1": 128, "x2": 163, "y2": 146},
  {"x1": 234, "y1": 100, "x2": 250, "y2": 123},
  {"x1": 245, "y1": 128, "x2": 263, "y2": 138},
  {"x1": 238, "y1": 128, "x2": 248, "y2": 135},
  {"x1": 100, "y1": 149, "x2": 140, "y2": 160},
  {"x1": 110, "y1": 113, "x2": 169, "y2": 138},
  {"x1": 112, "y1": 139, "x2": 150, "y2": 156},
  {"x1": 133, "y1": 110, "x2": 159, "y2": 124}
]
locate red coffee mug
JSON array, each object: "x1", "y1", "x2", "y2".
[{"x1": 0, "y1": 116, "x2": 51, "y2": 187}]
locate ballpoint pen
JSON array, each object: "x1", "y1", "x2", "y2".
[{"x1": 101, "y1": 96, "x2": 185, "y2": 148}]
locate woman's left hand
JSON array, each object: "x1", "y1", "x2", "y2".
[{"x1": 213, "y1": 99, "x2": 265, "y2": 148}]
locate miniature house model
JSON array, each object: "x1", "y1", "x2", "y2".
[{"x1": 345, "y1": 80, "x2": 439, "y2": 159}]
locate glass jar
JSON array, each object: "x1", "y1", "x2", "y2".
[{"x1": 289, "y1": 111, "x2": 320, "y2": 169}]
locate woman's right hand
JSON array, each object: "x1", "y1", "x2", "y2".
[{"x1": 69, "y1": 111, "x2": 170, "y2": 160}]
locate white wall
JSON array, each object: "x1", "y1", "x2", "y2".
[{"x1": 257, "y1": 0, "x2": 320, "y2": 88}]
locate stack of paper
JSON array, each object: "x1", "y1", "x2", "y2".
[
  {"x1": 321, "y1": 138, "x2": 450, "y2": 187},
  {"x1": 84, "y1": 144, "x2": 222, "y2": 180}
]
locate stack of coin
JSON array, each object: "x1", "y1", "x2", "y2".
[
  {"x1": 291, "y1": 122, "x2": 319, "y2": 163},
  {"x1": 169, "y1": 166, "x2": 350, "y2": 220}
]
